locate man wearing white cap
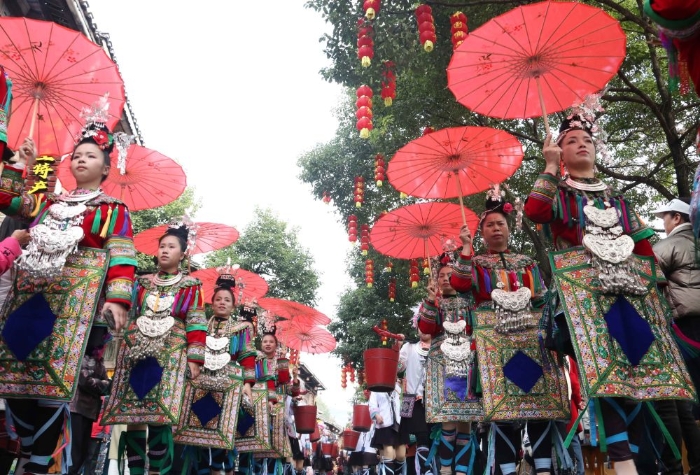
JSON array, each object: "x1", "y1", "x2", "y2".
[{"x1": 652, "y1": 197, "x2": 700, "y2": 475}]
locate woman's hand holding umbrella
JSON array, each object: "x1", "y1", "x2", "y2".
[
  {"x1": 542, "y1": 133, "x2": 563, "y2": 176},
  {"x1": 459, "y1": 225, "x2": 472, "y2": 255}
]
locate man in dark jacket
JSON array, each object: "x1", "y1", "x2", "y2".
[{"x1": 652, "y1": 197, "x2": 700, "y2": 475}]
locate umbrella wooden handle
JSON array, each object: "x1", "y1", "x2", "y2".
[
  {"x1": 454, "y1": 173, "x2": 468, "y2": 226},
  {"x1": 28, "y1": 97, "x2": 39, "y2": 141},
  {"x1": 535, "y1": 76, "x2": 550, "y2": 136}
]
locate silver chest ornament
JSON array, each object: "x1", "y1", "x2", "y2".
[
  {"x1": 204, "y1": 336, "x2": 230, "y2": 371},
  {"x1": 581, "y1": 204, "x2": 646, "y2": 295},
  {"x1": 129, "y1": 293, "x2": 176, "y2": 362},
  {"x1": 491, "y1": 286, "x2": 535, "y2": 333},
  {"x1": 17, "y1": 201, "x2": 87, "y2": 278},
  {"x1": 439, "y1": 297, "x2": 474, "y2": 378}
]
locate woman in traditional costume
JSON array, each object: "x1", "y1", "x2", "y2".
[
  {"x1": 524, "y1": 105, "x2": 696, "y2": 475},
  {"x1": 187, "y1": 274, "x2": 257, "y2": 475},
  {"x1": 450, "y1": 195, "x2": 564, "y2": 475},
  {"x1": 417, "y1": 254, "x2": 475, "y2": 475},
  {"x1": 0, "y1": 96, "x2": 136, "y2": 475},
  {"x1": 101, "y1": 223, "x2": 206, "y2": 475}
]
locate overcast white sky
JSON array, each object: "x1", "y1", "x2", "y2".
[{"x1": 88, "y1": 0, "x2": 355, "y2": 424}]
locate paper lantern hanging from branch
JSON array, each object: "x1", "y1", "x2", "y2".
[
  {"x1": 415, "y1": 4, "x2": 436, "y2": 52},
  {"x1": 450, "y1": 12, "x2": 468, "y2": 50},
  {"x1": 381, "y1": 61, "x2": 396, "y2": 106},
  {"x1": 374, "y1": 154, "x2": 385, "y2": 186},
  {"x1": 363, "y1": 0, "x2": 380, "y2": 20},
  {"x1": 356, "y1": 85, "x2": 374, "y2": 138},
  {"x1": 357, "y1": 18, "x2": 375, "y2": 67}
]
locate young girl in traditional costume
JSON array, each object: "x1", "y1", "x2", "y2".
[
  {"x1": 102, "y1": 222, "x2": 205, "y2": 474},
  {"x1": 0, "y1": 96, "x2": 136, "y2": 475}
]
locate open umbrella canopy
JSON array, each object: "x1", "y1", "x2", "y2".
[
  {"x1": 0, "y1": 17, "x2": 125, "y2": 156},
  {"x1": 56, "y1": 144, "x2": 187, "y2": 211},
  {"x1": 257, "y1": 298, "x2": 331, "y2": 327},
  {"x1": 134, "y1": 222, "x2": 239, "y2": 256},
  {"x1": 190, "y1": 267, "x2": 268, "y2": 304},
  {"x1": 447, "y1": 1, "x2": 626, "y2": 120},
  {"x1": 387, "y1": 126, "x2": 523, "y2": 199},
  {"x1": 370, "y1": 202, "x2": 478, "y2": 260},
  {"x1": 276, "y1": 321, "x2": 337, "y2": 355}
]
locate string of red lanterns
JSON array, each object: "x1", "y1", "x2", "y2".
[
  {"x1": 360, "y1": 224, "x2": 370, "y2": 255},
  {"x1": 415, "y1": 4, "x2": 436, "y2": 52},
  {"x1": 389, "y1": 277, "x2": 397, "y2": 302},
  {"x1": 450, "y1": 12, "x2": 468, "y2": 50},
  {"x1": 374, "y1": 154, "x2": 385, "y2": 187},
  {"x1": 365, "y1": 259, "x2": 374, "y2": 287},
  {"x1": 354, "y1": 176, "x2": 365, "y2": 208},
  {"x1": 409, "y1": 259, "x2": 420, "y2": 288},
  {"x1": 357, "y1": 18, "x2": 374, "y2": 68},
  {"x1": 356, "y1": 85, "x2": 374, "y2": 138},
  {"x1": 348, "y1": 215, "x2": 358, "y2": 243},
  {"x1": 381, "y1": 61, "x2": 396, "y2": 106}
]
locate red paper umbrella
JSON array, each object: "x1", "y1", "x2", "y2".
[
  {"x1": 387, "y1": 126, "x2": 522, "y2": 223},
  {"x1": 277, "y1": 322, "x2": 337, "y2": 355},
  {"x1": 56, "y1": 144, "x2": 187, "y2": 211},
  {"x1": 134, "y1": 222, "x2": 239, "y2": 256},
  {"x1": 190, "y1": 267, "x2": 268, "y2": 304},
  {"x1": 257, "y1": 298, "x2": 331, "y2": 326},
  {"x1": 0, "y1": 17, "x2": 125, "y2": 156},
  {"x1": 370, "y1": 202, "x2": 478, "y2": 260},
  {"x1": 447, "y1": 1, "x2": 626, "y2": 133}
]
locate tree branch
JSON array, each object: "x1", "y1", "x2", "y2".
[{"x1": 596, "y1": 162, "x2": 675, "y2": 199}]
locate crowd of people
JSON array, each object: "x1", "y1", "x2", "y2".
[{"x1": 0, "y1": 29, "x2": 696, "y2": 475}]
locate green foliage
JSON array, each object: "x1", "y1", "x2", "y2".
[
  {"x1": 130, "y1": 188, "x2": 201, "y2": 273},
  {"x1": 299, "y1": 0, "x2": 700, "y2": 364},
  {"x1": 205, "y1": 207, "x2": 320, "y2": 306}
]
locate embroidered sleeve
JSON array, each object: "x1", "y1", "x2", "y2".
[
  {"x1": 103, "y1": 204, "x2": 136, "y2": 307},
  {"x1": 524, "y1": 173, "x2": 559, "y2": 223},
  {"x1": 231, "y1": 325, "x2": 258, "y2": 385},
  {"x1": 451, "y1": 252, "x2": 473, "y2": 293},
  {"x1": 185, "y1": 283, "x2": 207, "y2": 364},
  {"x1": 417, "y1": 299, "x2": 441, "y2": 336}
]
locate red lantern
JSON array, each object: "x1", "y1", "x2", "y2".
[
  {"x1": 388, "y1": 277, "x2": 397, "y2": 302},
  {"x1": 356, "y1": 86, "x2": 374, "y2": 139},
  {"x1": 374, "y1": 154, "x2": 385, "y2": 187},
  {"x1": 410, "y1": 259, "x2": 420, "y2": 288},
  {"x1": 422, "y1": 126, "x2": 435, "y2": 135},
  {"x1": 322, "y1": 191, "x2": 331, "y2": 204},
  {"x1": 384, "y1": 261, "x2": 393, "y2": 273},
  {"x1": 354, "y1": 176, "x2": 365, "y2": 208},
  {"x1": 450, "y1": 12, "x2": 468, "y2": 50},
  {"x1": 357, "y1": 19, "x2": 375, "y2": 67},
  {"x1": 360, "y1": 224, "x2": 370, "y2": 255},
  {"x1": 380, "y1": 61, "x2": 396, "y2": 106},
  {"x1": 348, "y1": 365, "x2": 356, "y2": 383},
  {"x1": 423, "y1": 258, "x2": 431, "y2": 275},
  {"x1": 348, "y1": 215, "x2": 358, "y2": 242},
  {"x1": 380, "y1": 318, "x2": 389, "y2": 345},
  {"x1": 341, "y1": 366, "x2": 348, "y2": 389},
  {"x1": 415, "y1": 4, "x2": 436, "y2": 52},
  {"x1": 365, "y1": 259, "x2": 374, "y2": 288},
  {"x1": 363, "y1": 0, "x2": 380, "y2": 20}
]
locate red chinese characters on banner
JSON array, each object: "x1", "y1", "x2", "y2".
[{"x1": 26, "y1": 155, "x2": 57, "y2": 194}]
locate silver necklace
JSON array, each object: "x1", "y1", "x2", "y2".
[
  {"x1": 153, "y1": 271, "x2": 183, "y2": 287},
  {"x1": 565, "y1": 177, "x2": 607, "y2": 192},
  {"x1": 60, "y1": 188, "x2": 103, "y2": 203}
]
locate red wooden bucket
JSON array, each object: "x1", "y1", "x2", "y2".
[
  {"x1": 364, "y1": 347, "x2": 399, "y2": 392},
  {"x1": 321, "y1": 442, "x2": 335, "y2": 456},
  {"x1": 293, "y1": 405, "x2": 317, "y2": 434},
  {"x1": 352, "y1": 404, "x2": 372, "y2": 432},
  {"x1": 342, "y1": 429, "x2": 360, "y2": 450},
  {"x1": 310, "y1": 424, "x2": 321, "y2": 442}
]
